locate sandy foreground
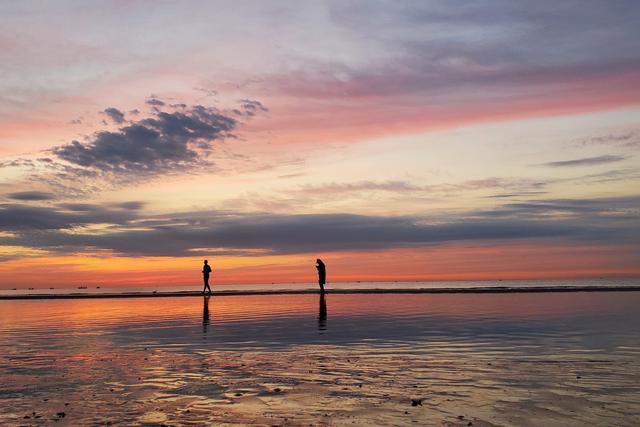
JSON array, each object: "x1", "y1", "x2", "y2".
[{"x1": 2, "y1": 343, "x2": 640, "y2": 426}]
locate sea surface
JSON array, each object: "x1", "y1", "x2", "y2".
[{"x1": 1, "y1": 289, "x2": 639, "y2": 425}]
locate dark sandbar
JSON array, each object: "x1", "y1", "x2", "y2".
[{"x1": 2, "y1": 285, "x2": 640, "y2": 300}]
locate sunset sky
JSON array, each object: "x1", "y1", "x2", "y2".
[{"x1": 1, "y1": 1, "x2": 639, "y2": 288}]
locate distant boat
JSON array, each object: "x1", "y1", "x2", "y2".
[{"x1": 78, "y1": 286, "x2": 88, "y2": 289}]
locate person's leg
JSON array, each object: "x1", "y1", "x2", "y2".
[
  {"x1": 203, "y1": 276, "x2": 208, "y2": 294},
  {"x1": 205, "y1": 277, "x2": 212, "y2": 294}
]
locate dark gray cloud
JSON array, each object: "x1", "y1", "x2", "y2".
[
  {"x1": 103, "y1": 107, "x2": 125, "y2": 124},
  {"x1": 541, "y1": 155, "x2": 628, "y2": 168},
  {"x1": 0, "y1": 204, "x2": 85, "y2": 230},
  {"x1": 7, "y1": 191, "x2": 55, "y2": 201},
  {"x1": 485, "y1": 192, "x2": 548, "y2": 199},
  {"x1": 53, "y1": 104, "x2": 237, "y2": 175},
  {"x1": 238, "y1": 99, "x2": 268, "y2": 116},
  {"x1": 145, "y1": 97, "x2": 165, "y2": 107},
  {"x1": 1, "y1": 98, "x2": 267, "y2": 197},
  {"x1": 57, "y1": 203, "x2": 102, "y2": 212},
  {"x1": 114, "y1": 201, "x2": 145, "y2": 210},
  {"x1": 1, "y1": 195, "x2": 638, "y2": 258},
  {"x1": 0, "y1": 203, "x2": 139, "y2": 230}
]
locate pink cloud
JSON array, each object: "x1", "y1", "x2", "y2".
[{"x1": 247, "y1": 62, "x2": 640, "y2": 146}]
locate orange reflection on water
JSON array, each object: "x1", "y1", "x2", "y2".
[
  {"x1": 2, "y1": 293, "x2": 640, "y2": 425},
  {"x1": 2, "y1": 292, "x2": 639, "y2": 332}
]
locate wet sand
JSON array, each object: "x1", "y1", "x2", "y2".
[
  {"x1": 1, "y1": 293, "x2": 639, "y2": 426},
  {"x1": 4, "y1": 345, "x2": 640, "y2": 426}
]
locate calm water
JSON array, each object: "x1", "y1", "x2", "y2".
[{"x1": 1, "y1": 292, "x2": 640, "y2": 425}]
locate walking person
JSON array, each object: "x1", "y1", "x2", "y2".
[
  {"x1": 316, "y1": 258, "x2": 326, "y2": 293},
  {"x1": 202, "y1": 259, "x2": 212, "y2": 295}
]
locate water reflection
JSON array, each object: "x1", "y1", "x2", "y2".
[
  {"x1": 203, "y1": 295, "x2": 210, "y2": 334},
  {"x1": 2, "y1": 293, "x2": 640, "y2": 353},
  {"x1": 318, "y1": 293, "x2": 327, "y2": 333},
  {"x1": 1, "y1": 293, "x2": 640, "y2": 426}
]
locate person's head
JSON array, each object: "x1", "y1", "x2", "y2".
[
  {"x1": 316, "y1": 258, "x2": 322, "y2": 263},
  {"x1": 204, "y1": 259, "x2": 208, "y2": 264}
]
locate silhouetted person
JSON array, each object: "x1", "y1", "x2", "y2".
[
  {"x1": 316, "y1": 258, "x2": 326, "y2": 292},
  {"x1": 318, "y1": 293, "x2": 327, "y2": 332},
  {"x1": 202, "y1": 259, "x2": 212, "y2": 294},
  {"x1": 203, "y1": 295, "x2": 210, "y2": 333}
]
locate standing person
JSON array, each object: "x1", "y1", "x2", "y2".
[
  {"x1": 202, "y1": 259, "x2": 212, "y2": 295},
  {"x1": 316, "y1": 258, "x2": 326, "y2": 293}
]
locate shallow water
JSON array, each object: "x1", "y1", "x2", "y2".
[{"x1": 1, "y1": 292, "x2": 639, "y2": 426}]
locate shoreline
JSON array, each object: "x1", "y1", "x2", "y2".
[{"x1": 2, "y1": 285, "x2": 640, "y2": 300}]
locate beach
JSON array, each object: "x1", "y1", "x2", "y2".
[
  {"x1": 2, "y1": 1, "x2": 639, "y2": 425},
  {"x1": 1, "y1": 290, "x2": 640, "y2": 426}
]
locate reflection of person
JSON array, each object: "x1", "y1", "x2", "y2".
[
  {"x1": 203, "y1": 295, "x2": 210, "y2": 333},
  {"x1": 202, "y1": 259, "x2": 212, "y2": 294},
  {"x1": 318, "y1": 293, "x2": 327, "y2": 332},
  {"x1": 316, "y1": 258, "x2": 326, "y2": 292}
]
